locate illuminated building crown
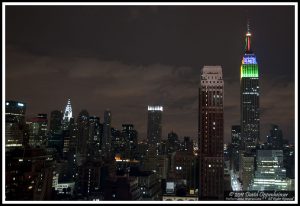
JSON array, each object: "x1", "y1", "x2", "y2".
[
  {"x1": 63, "y1": 99, "x2": 73, "y2": 122},
  {"x1": 240, "y1": 20, "x2": 259, "y2": 78}
]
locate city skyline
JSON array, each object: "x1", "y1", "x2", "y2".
[
  {"x1": 5, "y1": 5, "x2": 295, "y2": 144},
  {"x1": 3, "y1": 2, "x2": 297, "y2": 203}
]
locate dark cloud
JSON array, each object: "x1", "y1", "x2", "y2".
[{"x1": 5, "y1": 5, "x2": 295, "y2": 144}]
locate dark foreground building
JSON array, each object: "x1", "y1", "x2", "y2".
[{"x1": 198, "y1": 66, "x2": 224, "y2": 200}]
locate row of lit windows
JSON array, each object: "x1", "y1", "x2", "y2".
[
  {"x1": 201, "y1": 75, "x2": 222, "y2": 80},
  {"x1": 201, "y1": 81, "x2": 223, "y2": 84}
]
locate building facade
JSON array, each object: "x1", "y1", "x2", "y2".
[
  {"x1": 28, "y1": 114, "x2": 48, "y2": 147},
  {"x1": 231, "y1": 125, "x2": 241, "y2": 172},
  {"x1": 5, "y1": 100, "x2": 27, "y2": 148},
  {"x1": 122, "y1": 124, "x2": 138, "y2": 160},
  {"x1": 198, "y1": 66, "x2": 224, "y2": 200},
  {"x1": 249, "y1": 150, "x2": 293, "y2": 191},
  {"x1": 267, "y1": 124, "x2": 284, "y2": 150},
  {"x1": 103, "y1": 110, "x2": 112, "y2": 158},
  {"x1": 50, "y1": 110, "x2": 63, "y2": 135},
  {"x1": 147, "y1": 106, "x2": 163, "y2": 156}
]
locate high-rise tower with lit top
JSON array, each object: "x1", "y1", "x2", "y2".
[
  {"x1": 63, "y1": 99, "x2": 73, "y2": 130},
  {"x1": 198, "y1": 66, "x2": 224, "y2": 200},
  {"x1": 147, "y1": 106, "x2": 163, "y2": 156},
  {"x1": 240, "y1": 22, "x2": 260, "y2": 154}
]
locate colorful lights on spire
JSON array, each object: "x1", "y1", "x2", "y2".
[
  {"x1": 241, "y1": 20, "x2": 259, "y2": 79},
  {"x1": 245, "y1": 19, "x2": 252, "y2": 53}
]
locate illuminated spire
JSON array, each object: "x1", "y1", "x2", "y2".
[
  {"x1": 63, "y1": 98, "x2": 72, "y2": 122},
  {"x1": 247, "y1": 18, "x2": 250, "y2": 33},
  {"x1": 245, "y1": 19, "x2": 252, "y2": 53}
]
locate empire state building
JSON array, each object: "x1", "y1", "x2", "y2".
[{"x1": 240, "y1": 23, "x2": 260, "y2": 154}]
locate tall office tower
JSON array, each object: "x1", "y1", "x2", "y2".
[
  {"x1": 147, "y1": 106, "x2": 163, "y2": 156},
  {"x1": 103, "y1": 109, "x2": 112, "y2": 157},
  {"x1": 50, "y1": 110, "x2": 63, "y2": 134},
  {"x1": 62, "y1": 99, "x2": 73, "y2": 130},
  {"x1": 111, "y1": 127, "x2": 123, "y2": 158},
  {"x1": 76, "y1": 110, "x2": 90, "y2": 164},
  {"x1": 167, "y1": 131, "x2": 180, "y2": 154},
  {"x1": 5, "y1": 100, "x2": 27, "y2": 148},
  {"x1": 267, "y1": 124, "x2": 283, "y2": 150},
  {"x1": 122, "y1": 124, "x2": 138, "y2": 160},
  {"x1": 66, "y1": 117, "x2": 78, "y2": 180},
  {"x1": 231, "y1": 125, "x2": 241, "y2": 172},
  {"x1": 48, "y1": 110, "x2": 64, "y2": 158},
  {"x1": 28, "y1": 114, "x2": 48, "y2": 147},
  {"x1": 240, "y1": 23, "x2": 260, "y2": 154},
  {"x1": 89, "y1": 116, "x2": 101, "y2": 158},
  {"x1": 198, "y1": 66, "x2": 224, "y2": 200}
]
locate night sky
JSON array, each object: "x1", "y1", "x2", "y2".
[{"x1": 5, "y1": 5, "x2": 295, "y2": 144}]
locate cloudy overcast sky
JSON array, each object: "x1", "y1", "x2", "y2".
[{"x1": 5, "y1": 5, "x2": 295, "y2": 144}]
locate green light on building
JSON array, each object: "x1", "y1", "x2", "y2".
[{"x1": 241, "y1": 64, "x2": 259, "y2": 78}]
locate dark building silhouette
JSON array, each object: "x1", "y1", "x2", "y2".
[
  {"x1": 6, "y1": 147, "x2": 54, "y2": 200},
  {"x1": 28, "y1": 114, "x2": 48, "y2": 147},
  {"x1": 230, "y1": 125, "x2": 241, "y2": 172},
  {"x1": 147, "y1": 106, "x2": 163, "y2": 156},
  {"x1": 267, "y1": 124, "x2": 284, "y2": 150},
  {"x1": 103, "y1": 110, "x2": 112, "y2": 157},
  {"x1": 89, "y1": 116, "x2": 101, "y2": 159},
  {"x1": 198, "y1": 65, "x2": 224, "y2": 200},
  {"x1": 166, "y1": 131, "x2": 180, "y2": 154},
  {"x1": 111, "y1": 127, "x2": 124, "y2": 158},
  {"x1": 169, "y1": 151, "x2": 197, "y2": 191},
  {"x1": 50, "y1": 110, "x2": 63, "y2": 135},
  {"x1": 76, "y1": 110, "x2": 90, "y2": 164},
  {"x1": 283, "y1": 145, "x2": 295, "y2": 179},
  {"x1": 182, "y1": 136, "x2": 193, "y2": 154},
  {"x1": 122, "y1": 124, "x2": 138, "y2": 160},
  {"x1": 103, "y1": 176, "x2": 140, "y2": 200},
  {"x1": 5, "y1": 100, "x2": 27, "y2": 148},
  {"x1": 76, "y1": 160, "x2": 102, "y2": 200}
]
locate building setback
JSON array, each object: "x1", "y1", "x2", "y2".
[{"x1": 198, "y1": 66, "x2": 224, "y2": 200}]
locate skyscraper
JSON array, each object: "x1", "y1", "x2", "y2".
[
  {"x1": 147, "y1": 106, "x2": 163, "y2": 155},
  {"x1": 5, "y1": 100, "x2": 27, "y2": 148},
  {"x1": 198, "y1": 66, "x2": 224, "y2": 200},
  {"x1": 231, "y1": 125, "x2": 241, "y2": 172},
  {"x1": 62, "y1": 99, "x2": 73, "y2": 130},
  {"x1": 76, "y1": 110, "x2": 90, "y2": 164},
  {"x1": 103, "y1": 109, "x2": 112, "y2": 157},
  {"x1": 267, "y1": 124, "x2": 283, "y2": 150},
  {"x1": 122, "y1": 124, "x2": 138, "y2": 160},
  {"x1": 28, "y1": 114, "x2": 48, "y2": 147},
  {"x1": 50, "y1": 110, "x2": 63, "y2": 135},
  {"x1": 89, "y1": 116, "x2": 101, "y2": 158},
  {"x1": 166, "y1": 131, "x2": 180, "y2": 154},
  {"x1": 240, "y1": 22, "x2": 260, "y2": 154}
]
